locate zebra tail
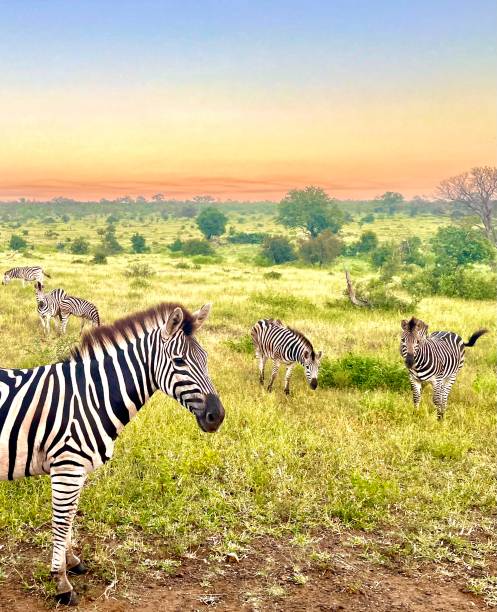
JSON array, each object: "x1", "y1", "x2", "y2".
[
  {"x1": 464, "y1": 329, "x2": 488, "y2": 347},
  {"x1": 44, "y1": 271, "x2": 51, "y2": 278}
]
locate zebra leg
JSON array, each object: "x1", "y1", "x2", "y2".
[
  {"x1": 432, "y1": 380, "x2": 444, "y2": 419},
  {"x1": 409, "y1": 374, "x2": 421, "y2": 410},
  {"x1": 50, "y1": 465, "x2": 86, "y2": 605},
  {"x1": 258, "y1": 353, "x2": 267, "y2": 384},
  {"x1": 60, "y1": 312, "x2": 69, "y2": 334},
  {"x1": 267, "y1": 360, "x2": 280, "y2": 392},
  {"x1": 284, "y1": 364, "x2": 295, "y2": 395},
  {"x1": 440, "y1": 374, "x2": 457, "y2": 418}
]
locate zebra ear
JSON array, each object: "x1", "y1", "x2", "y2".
[
  {"x1": 316, "y1": 350, "x2": 323, "y2": 360},
  {"x1": 401, "y1": 319, "x2": 409, "y2": 330},
  {"x1": 161, "y1": 307, "x2": 184, "y2": 339},
  {"x1": 191, "y1": 303, "x2": 211, "y2": 331}
]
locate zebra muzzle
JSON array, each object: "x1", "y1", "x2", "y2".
[
  {"x1": 405, "y1": 354, "x2": 414, "y2": 368},
  {"x1": 195, "y1": 393, "x2": 225, "y2": 433}
]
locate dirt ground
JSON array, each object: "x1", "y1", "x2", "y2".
[{"x1": 0, "y1": 533, "x2": 493, "y2": 611}]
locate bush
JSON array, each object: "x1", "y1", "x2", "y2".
[
  {"x1": 125, "y1": 263, "x2": 155, "y2": 279},
  {"x1": 227, "y1": 232, "x2": 267, "y2": 244},
  {"x1": 403, "y1": 266, "x2": 496, "y2": 301},
  {"x1": 370, "y1": 242, "x2": 397, "y2": 269},
  {"x1": 345, "y1": 230, "x2": 379, "y2": 256},
  {"x1": 431, "y1": 226, "x2": 494, "y2": 268},
  {"x1": 131, "y1": 233, "x2": 149, "y2": 253},
  {"x1": 70, "y1": 237, "x2": 90, "y2": 254},
  {"x1": 9, "y1": 234, "x2": 28, "y2": 250},
  {"x1": 260, "y1": 236, "x2": 296, "y2": 264},
  {"x1": 351, "y1": 278, "x2": 419, "y2": 312},
  {"x1": 299, "y1": 230, "x2": 343, "y2": 266},
  {"x1": 264, "y1": 271, "x2": 282, "y2": 280},
  {"x1": 101, "y1": 224, "x2": 123, "y2": 255},
  {"x1": 181, "y1": 239, "x2": 214, "y2": 256},
  {"x1": 399, "y1": 236, "x2": 426, "y2": 266},
  {"x1": 318, "y1": 355, "x2": 409, "y2": 391},
  {"x1": 92, "y1": 249, "x2": 107, "y2": 264},
  {"x1": 169, "y1": 238, "x2": 183, "y2": 252},
  {"x1": 223, "y1": 334, "x2": 254, "y2": 355}
]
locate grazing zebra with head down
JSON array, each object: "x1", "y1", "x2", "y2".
[
  {"x1": 251, "y1": 318, "x2": 323, "y2": 394},
  {"x1": 34, "y1": 282, "x2": 67, "y2": 334},
  {"x1": 400, "y1": 317, "x2": 487, "y2": 419},
  {"x1": 0, "y1": 302, "x2": 224, "y2": 606},
  {"x1": 59, "y1": 294, "x2": 101, "y2": 334},
  {"x1": 3, "y1": 265, "x2": 50, "y2": 287}
]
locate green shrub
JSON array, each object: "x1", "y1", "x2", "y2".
[
  {"x1": 318, "y1": 354, "x2": 409, "y2": 391},
  {"x1": 92, "y1": 249, "x2": 107, "y2": 264},
  {"x1": 264, "y1": 271, "x2": 282, "y2": 280},
  {"x1": 181, "y1": 239, "x2": 215, "y2": 256},
  {"x1": 131, "y1": 233, "x2": 149, "y2": 253},
  {"x1": 260, "y1": 235, "x2": 296, "y2": 264},
  {"x1": 227, "y1": 231, "x2": 267, "y2": 244},
  {"x1": 70, "y1": 236, "x2": 90, "y2": 254},
  {"x1": 168, "y1": 238, "x2": 183, "y2": 252},
  {"x1": 351, "y1": 279, "x2": 419, "y2": 312},
  {"x1": 125, "y1": 263, "x2": 155, "y2": 279},
  {"x1": 223, "y1": 334, "x2": 254, "y2": 355},
  {"x1": 9, "y1": 234, "x2": 28, "y2": 250},
  {"x1": 402, "y1": 266, "x2": 496, "y2": 301},
  {"x1": 299, "y1": 230, "x2": 343, "y2": 265}
]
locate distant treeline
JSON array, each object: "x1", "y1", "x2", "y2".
[{"x1": 0, "y1": 194, "x2": 448, "y2": 222}]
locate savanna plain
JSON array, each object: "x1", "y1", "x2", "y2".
[{"x1": 0, "y1": 209, "x2": 495, "y2": 611}]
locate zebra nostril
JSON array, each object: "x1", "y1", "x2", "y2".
[{"x1": 206, "y1": 412, "x2": 215, "y2": 423}]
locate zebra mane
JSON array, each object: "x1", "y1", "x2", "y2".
[
  {"x1": 407, "y1": 317, "x2": 418, "y2": 332},
  {"x1": 70, "y1": 302, "x2": 195, "y2": 361},
  {"x1": 287, "y1": 326, "x2": 315, "y2": 359}
]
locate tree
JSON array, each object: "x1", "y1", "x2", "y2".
[
  {"x1": 299, "y1": 230, "x2": 343, "y2": 266},
  {"x1": 260, "y1": 236, "x2": 297, "y2": 264},
  {"x1": 101, "y1": 224, "x2": 123, "y2": 255},
  {"x1": 399, "y1": 236, "x2": 425, "y2": 266},
  {"x1": 196, "y1": 207, "x2": 228, "y2": 239},
  {"x1": 278, "y1": 186, "x2": 344, "y2": 237},
  {"x1": 9, "y1": 234, "x2": 28, "y2": 250},
  {"x1": 131, "y1": 233, "x2": 149, "y2": 253},
  {"x1": 374, "y1": 192, "x2": 404, "y2": 215},
  {"x1": 152, "y1": 193, "x2": 165, "y2": 201},
  {"x1": 70, "y1": 237, "x2": 90, "y2": 254},
  {"x1": 437, "y1": 166, "x2": 497, "y2": 244},
  {"x1": 431, "y1": 226, "x2": 494, "y2": 268}
]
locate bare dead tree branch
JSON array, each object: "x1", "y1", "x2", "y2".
[
  {"x1": 437, "y1": 166, "x2": 497, "y2": 245},
  {"x1": 344, "y1": 269, "x2": 371, "y2": 308}
]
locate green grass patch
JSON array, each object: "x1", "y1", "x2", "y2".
[{"x1": 319, "y1": 354, "x2": 409, "y2": 391}]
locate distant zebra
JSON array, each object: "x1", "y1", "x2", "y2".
[
  {"x1": 0, "y1": 302, "x2": 224, "y2": 605},
  {"x1": 59, "y1": 294, "x2": 101, "y2": 333},
  {"x1": 400, "y1": 317, "x2": 487, "y2": 418},
  {"x1": 3, "y1": 265, "x2": 51, "y2": 287},
  {"x1": 34, "y1": 282, "x2": 67, "y2": 334},
  {"x1": 251, "y1": 318, "x2": 323, "y2": 394}
]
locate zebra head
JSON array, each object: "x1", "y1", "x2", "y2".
[
  {"x1": 2, "y1": 271, "x2": 11, "y2": 285},
  {"x1": 401, "y1": 317, "x2": 428, "y2": 368},
  {"x1": 303, "y1": 349, "x2": 323, "y2": 390},
  {"x1": 156, "y1": 304, "x2": 224, "y2": 433}
]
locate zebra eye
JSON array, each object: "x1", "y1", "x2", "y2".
[{"x1": 173, "y1": 357, "x2": 186, "y2": 367}]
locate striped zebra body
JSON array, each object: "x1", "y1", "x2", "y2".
[
  {"x1": 400, "y1": 317, "x2": 487, "y2": 418},
  {"x1": 34, "y1": 282, "x2": 67, "y2": 334},
  {"x1": 3, "y1": 265, "x2": 50, "y2": 287},
  {"x1": 251, "y1": 318, "x2": 322, "y2": 394},
  {"x1": 60, "y1": 295, "x2": 101, "y2": 333},
  {"x1": 0, "y1": 302, "x2": 224, "y2": 605}
]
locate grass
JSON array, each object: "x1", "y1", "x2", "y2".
[{"x1": 0, "y1": 213, "x2": 495, "y2": 588}]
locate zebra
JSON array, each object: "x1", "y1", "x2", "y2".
[
  {"x1": 59, "y1": 294, "x2": 101, "y2": 334},
  {"x1": 400, "y1": 317, "x2": 487, "y2": 418},
  {"x1": 3, "y1": 265, "x2": 51, "y2": 287},
  {"x1": 0, "y1": 301, "x2": 224, "y2": 606},
  {"x1": 251, "y1": 318, "x2": 323, "y2": 394},
  {"x1": 34, "y1": 282, "x2": 67, "y2": 335}
]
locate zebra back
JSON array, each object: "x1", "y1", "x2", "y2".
[{"x1": 61, "y1": 295, "x2": 100, "y2": 326}]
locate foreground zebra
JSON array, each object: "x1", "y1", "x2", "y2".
[
  {"x1": 0, "y1": 302, "x2": 224, "y2": 605},
  {"x1": 59, "y1": 293, "x2": 101, "y2": 333},
  {"x1": 251, "y1": 318, "x2": 323, "y2": 394},
  {"x1": 3, "y1": 265, "x2": 51, "y2": 287},
  {"x1": 400, "y1": 317, "x2": 487, "y2": 418},
  {"x1": 34, "y1": 282, "x2": 67, "y2": 334}
]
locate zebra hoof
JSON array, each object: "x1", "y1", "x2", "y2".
[
  {"x1": 68, "y1": 562, "x2": 88, "y2": 575},
  {"x1": 55, "y1": 590, "x2": 79, "y2": 606},
  {"x1": 284, "y1": 388, "x2": 290, "y2": 395}
]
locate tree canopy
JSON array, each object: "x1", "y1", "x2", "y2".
[
  {"x1": 196, "y1": 207, "x2": 228, "y2": 239},
  {"x1": 278, "y1": 186, "x2": 344, "y2": 238}
]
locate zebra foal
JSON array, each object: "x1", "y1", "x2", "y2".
[
  {"x1": 400, "y1": 317, "x2": 487, "y2": 418},
  {"x1": 251, "y1": 318, "x2": 322, "y2": 394},
  {"x1": 3, "y1": 265, "x2": 50, "y2": 287},
  {"x1": 0, "y1": 302, "x2": 224, "y2": 605}
]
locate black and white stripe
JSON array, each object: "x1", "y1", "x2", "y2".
[
  {"x1": 34, "y1": 282, "x2": 67, "y2": 334},
  {"x1": 251, "y1": 318, "x2": 322, "y2": 394},
  {"x1": 0, "y1": 302, "x2": 224, "y2": 605},
  {"x1": 59, "y1": 294, "x2": 101, "y2": 333},
  {"x1": 3, "y1": 265, "x2": 50, "y2": 287},
  {"x1": 400, "y1": 317, "x2": 487, "y2": 418}
]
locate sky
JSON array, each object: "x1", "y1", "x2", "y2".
[{"x1": 0, "y1": 0, "x2": 495, "y2": 201}]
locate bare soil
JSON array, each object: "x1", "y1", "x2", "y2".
[{"x1": 0, "y1": 533, "x2": 493, "y2": 611}]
